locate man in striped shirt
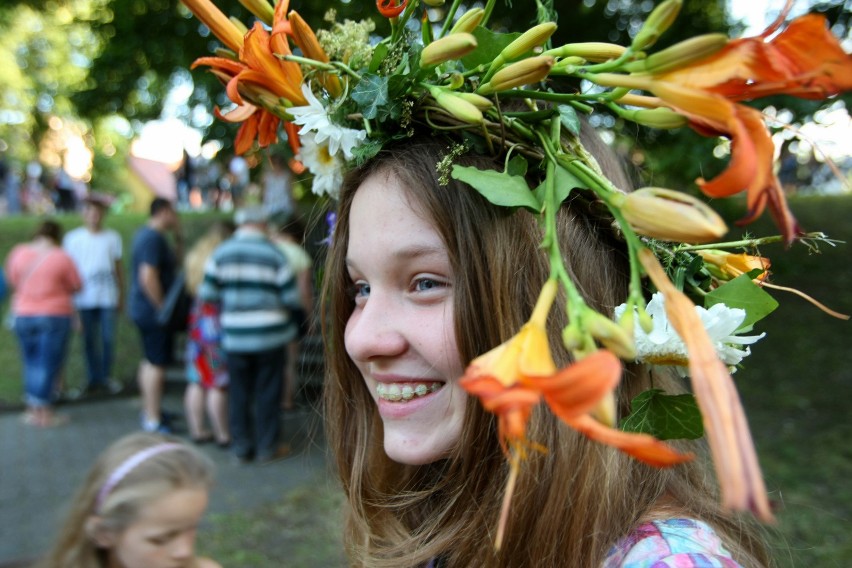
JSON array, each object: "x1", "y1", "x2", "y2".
[{"x1": 199, "y1": 206, "x2": 303, "y2": 464}]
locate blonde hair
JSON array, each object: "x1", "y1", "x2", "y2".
[
  {"x1": 322, "y1": 131, "x2": 772, "y2": 567},
  {"x1": 184, "y1": 220, "x2": 235, "y2": 295},
  {"x1": 40, "y1": 433, "x2": 214, "y2": 568}
]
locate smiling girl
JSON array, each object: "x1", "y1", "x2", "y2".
[{"x1": 322, "y1": 132, "x2": 772, "y2": 567}]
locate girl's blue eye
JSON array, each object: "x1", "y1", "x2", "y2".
[
  {"x1": 352, "y1": 282, "x2": 370, "y2": 298},
  {"x1": 414, "y1": 278, "x2": 443, "y2": 292}
]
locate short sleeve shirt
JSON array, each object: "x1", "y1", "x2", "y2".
[
  {"x1": 63, "y1": 227, "x2": 123, "y2": 309},
  {"x1": 129, "y1": 226, "x2": 176, "y2": 325}
]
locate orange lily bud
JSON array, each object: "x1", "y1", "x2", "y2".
[
  {"x1": 453, "y1": 92, "x2": 493, "y2": 109},
  {"x1": 420, "y1": 33, "x2": 478, "y2": 67},
  {"x1": 697, "y1": 250, "x2": 771, "y2": 283},
  {"x1": 617, "y1": 187, "x2": 728, "y2": 243},
  {"x1": 632, "y1": 0, "x2": 682, "y2": 51},
  {"x1": 450, "y1": 7, "x2": 485, "y2": 34},
  {"x1": 623, "y1": 107, "x2": 688, "y2": 129},
  {"x1": 545, "y1": 42, "x2": 626, "y2": 63},
  {"x1": 478, "y1": 55, "x2": 555, "y2": 95},
  {"x1": 237, "y1": 0, "x2": 274, "y2": 26},
  {"x1": 499, "y1": 22, "x2": 558, "y2": 62},
  {"x1": 229, "y1": 16, "x2": 248, "y2": 36},
  {"x1": 429, "y1": 87, "x2": 484, "y2": 124},
  {"x1": 288, "y1": 10, "x2": 342, "y2": 98},
  {"x1": 624, "y1": 33, "x2": 728, "y2": 74},
  {"x1": 586, "y1": 313, "x2": 636, "y2": 360},
  {"x1": 181, "y1": 0, "x2": 245, "y2": 54}
]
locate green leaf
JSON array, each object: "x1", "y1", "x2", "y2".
[
  {"x1": 557, "y1": 104, "x2": 581, "y2": 135},
  {"x1": 621, "y1": 389, "x2": 704, "y2": 440},
  {"x1": 451, "y1": 165, "x2": 540, "y2": 211},
  {"x1": 368, "y1": 43, "x2": 389, "y2": 74},
  {"x1": 351, "y1": 139, "x2": 383, "y2": 166},
  {"x1": 704, "y1": 274, "x2": 779, "y2": 329},
  {"x1": 351, "y1": 74, "x2": 389, "y2": 120},
  {"x1": 460, "y1": 27, "x2": 522, "y2": 70},
  {"x1": 507, "y1": 155, "x2": 528, "y2": 177},
  {"x1": 532, "y1": 163, "x2": 585, "y2": 205}
]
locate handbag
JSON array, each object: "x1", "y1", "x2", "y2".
[{"x1": 156, "y1": 270, "x2": 192, "y2": 332}]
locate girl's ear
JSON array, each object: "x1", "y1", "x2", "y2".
[{"x1": 85, "y1": 516, "x2": 116, "y2": 548}]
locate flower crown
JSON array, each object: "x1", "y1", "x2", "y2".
[{"x1": 181, "y1": 0, "x2": 851, "y2": 546}]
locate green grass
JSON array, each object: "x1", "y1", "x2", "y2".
[
  {"x1": 0, "y1": 211, "x2": 226, "y2": 405},
  {"x1": 1, "y1": 196, "x2": 850, "y2": 565}
]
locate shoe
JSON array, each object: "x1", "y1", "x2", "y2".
[
  {"x1": 190, "y1": 435, "x2": 214, "y2": 445},
  {"x1": 40, "y1": 414, "x2": 69, "y2": 428},
  {"x1": 141, "y1": 416, "x2": 173, "y2": 434},
  {"x1": 107, "y1": 379, "x2": 124, "y2": 394},
  {"x1": 216, "y1": 439, "x2": 231, "y2": 450},
  {"x1": 231, "y1": 453, "x2": 253, "y2": 466},
  {"x1": 257, "y1": 444, "x2": 292, "y2": 465}
]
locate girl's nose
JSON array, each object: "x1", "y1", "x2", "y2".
[
  {"x1": 344, "y1": 291, "x2": 407, "y2": 362},
  {"x1": 170, "y1": 530, "x2": 196, "y2": 560}
]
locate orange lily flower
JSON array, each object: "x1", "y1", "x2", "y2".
[
  {"x1": 459, "y1": 280, "x2": 691, "y2": 467},
  {"x1": 638, "y1": 248, "x2": 773, "y2": 522},
  {"x1": 188, "y1": 1, "x2": 307, "y2": 154},
  {"x1": 593, "y1": 14, "x2": 852, "y2": 243},
  {"x1": 697, "y1": 250, "x2": 771, "y2": 283}
]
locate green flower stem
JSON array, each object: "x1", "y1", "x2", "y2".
[
  {"x1": 281, "y1": 55, "x2": 363, "y2": 81},
  {"x1": 498, "y1": 89, "x2": 584, "y2": 104},
  {"x1": 558, "y1": 157, "x2": 647, "y2": 311},
  {"x1": 536, "y1": 125, "x2": 590, "y2": 335},
  {"x1": 579, "y1": 48, "x2": 637, "y2": 74},
  {"x1": 482, "y1": 0, "x2": 498, "y2": 28},
  {"x1": 439, "y1": 0, "x2": 464, "y2": 38},
  {"x1": 391, "y1": 0, "x2": 420, "y2": 45},
  {"x1": 674, "y1": 233, "x2": 829, "y2": 252}
]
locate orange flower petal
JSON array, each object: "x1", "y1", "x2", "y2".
[
  {"x1": 526, "y1": 349, "x2": 621, "y2": 421},
  {"x1": 565, "y1": 414, "x2": 693, "y2": 467},
  {"x1": 234, "y1": 113, "x2": 260, "y2": 155},
  {"x1": 639, "y1": 248, "x2": 773, "y2": 521}
]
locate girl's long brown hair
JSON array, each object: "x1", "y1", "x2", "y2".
[{"x1": 322, "y1": 129, "x2": 772, "y2": 567}]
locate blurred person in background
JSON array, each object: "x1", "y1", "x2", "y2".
[
  {"x1": 269, "y1": 214, "x2": 313, "y2": 411},
  {"x1": 129, "y1": 198, "x2": 182, "y2": 434},
  {"x1": 183, "y1": 220, "x2": 235, "y2": 448},
  {"x1": 5, "y1": 219, "x2": 81, "y2": 427},
  {"x1": 261, "y1": 153, "x2": 294, "y2": 221},
  {"x1": 63, "y1": 194, "x2": 125, "y2": 396}
]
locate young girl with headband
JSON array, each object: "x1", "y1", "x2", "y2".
[{"x1": 40, "y1": 433, "x2": 221, "y2": 568}]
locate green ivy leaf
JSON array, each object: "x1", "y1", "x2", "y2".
[
  {"x1": 557, "y1": 105, "x2": 581, "y2": 135},
  {"x1": 621, "y1": 389, "x2": 704, "y2": 440},
  {"x1": 351, "y1": 139, "x2": 383, "y2": 166},
  {"x1": 532, "y1": 163, "x2": 585, "y2": 205},
  {"x1": 351, "y1": 74, "x2": 389, "y2": 120},
  {"x1": 460, "y1": 27, "x2": 522, "y2": 70},
  {"x1": 704, "y1": 274, "x2": 778, "y2": 329},
  {"x1": 507, "y1": 155, "x2": 528, "y2": 177},
  {"x1": 451, "y1": 165, "x2": 540, "y2": 211}
]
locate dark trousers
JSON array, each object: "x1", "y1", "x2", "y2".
[
  {"x1": 226, "y1": 346, "x2": 286, "y2": 459},
  {"x1": 79, "y1": 307, "x2": 117, "y2": 387}
]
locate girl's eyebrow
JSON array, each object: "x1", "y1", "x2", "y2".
[{"x1": 346, "y1": 244, "x2": 446, "y2": 268}]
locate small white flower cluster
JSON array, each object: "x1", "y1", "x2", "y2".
[
  {"x1": 614, "y1": 292, "x2": 765, "y2": 376},
  {"x1": 289, "y1": 84, "x2": 367, "y2": 199}
]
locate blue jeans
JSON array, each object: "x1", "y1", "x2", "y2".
[
  {"x1": 79, "y1": 307, "x2": 117, "y2": 387},
  {"x1": 14, "y1": 316, "x2": 72, "y2": 407}
]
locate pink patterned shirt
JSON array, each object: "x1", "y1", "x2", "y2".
[{"x1": 602, "y1": 518, "x2": 742, "y2": 568}]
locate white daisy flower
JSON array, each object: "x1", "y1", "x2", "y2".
[
  {"x1": 297, "y1": 132, "x2": 345, "y2": 199},
  {"x1": 614, "y1": 292, "x2": 765, "y2": 376},
  {"x1": 289, "y1": 84, "x2": 367, "y2": 160}
]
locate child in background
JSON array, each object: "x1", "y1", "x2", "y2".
[{"x1": 40, "y1": 433, "x2": 220, "y2": 568}]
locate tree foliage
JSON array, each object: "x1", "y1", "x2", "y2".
[{"x1": 0, "y1": 0, "x2": 848, "y2": 194}]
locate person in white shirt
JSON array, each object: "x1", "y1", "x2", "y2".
[{"x1": 63, "y1": 195, "x2": 124, "y2": 395}]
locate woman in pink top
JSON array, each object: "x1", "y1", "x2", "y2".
[{"x1": 5, "y1": 220, "x2": 81, "y2": 427}]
